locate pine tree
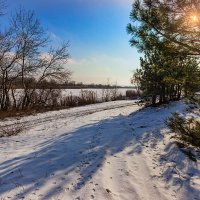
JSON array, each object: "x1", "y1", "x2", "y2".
[
  {"x1": 127, "y1": 0, "x2": 200, "y2": 55},
  {"x1": 128, "y1": 0, "x2": 200, "y2": 105}
]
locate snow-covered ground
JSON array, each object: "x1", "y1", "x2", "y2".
[
  {"x1": 0, "y1": 100, "x2": 137, "y2": 128},
  {"x1": 61, "y1": 88, "x2": 133, "y2": 97},
  {"x1": 0, "y1": 100, "x2": 199, "y2": 200},
  {"x1": 8, "y1": 88, "x2": 134, "y2": 104}
]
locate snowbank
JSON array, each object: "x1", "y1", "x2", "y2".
[{"x1": 0, "y1": 101, "x2": 199, "y2": 200}]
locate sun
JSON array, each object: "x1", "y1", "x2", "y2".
[{"x1": 192, "y1": 15, "x2": 198, "y2": 21}]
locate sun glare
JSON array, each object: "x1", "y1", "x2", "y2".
[
  {"x1": 192, "y1": 15, "x2": 197, "y2": 21},
  {"x1": 191, "y1": 15, "x2": 198, "y2": 23}
]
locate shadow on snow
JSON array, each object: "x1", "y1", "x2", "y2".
[{"x1": 0, "y1": 101, "x2": 199, "y2": 199}]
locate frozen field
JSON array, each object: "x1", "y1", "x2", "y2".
[
  {"x1": 9, "y1": 88, "x2": 134, "y2": 97},
  {"x1": 6, "y1": 88, "x2": 136, "y2": 106},
  {"x1": 0, "y1": 100, "x2": 199, "y2": 200},
  {"x1": 62, "y1": 88, "x2": 132, "y2": 96}
]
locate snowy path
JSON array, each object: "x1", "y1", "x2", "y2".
[
  {"x1": 0, "y1": 100, "x2": 138, "y2": 130},
  {"x1": 0, "y1": 101, "x2": 199, "y2": 200}
]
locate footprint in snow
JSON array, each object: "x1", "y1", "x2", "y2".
[{"x1": 106, "y1": 188, "x2": 112, "y2": 193}]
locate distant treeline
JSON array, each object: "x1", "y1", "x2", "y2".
[
  {"x1": 62, "y1": 81, "x2": 135, "y2": 89},
  {"x1": 0, "y1": 77, "x2": 135, "y2": 90}
]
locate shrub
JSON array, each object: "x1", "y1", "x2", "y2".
[
  {"x1": 78, "y1": 90, "x2": 98, "y2": 106},
  {"x1": 60, "y1": 90, "x2": 98, "y2": 108},
  {"x1": 0, "y1": 123, "x2": 24, "y2": 137},
  {"x1": 126, "y1": 90, "x2": 141, "y2": 99},
  {"x1": 126, "y1": 90, "x2": 136, "y2": 97},
  {"x1": 61, "y1": 93, "x2": 78, "y2": 107},
  {"x1": 166, "y1": 113, "x2": 200, "y2": 147}
]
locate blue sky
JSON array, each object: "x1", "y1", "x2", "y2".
[{"x1": 5, "y1": 0, "x2": 140, "y2": 86}]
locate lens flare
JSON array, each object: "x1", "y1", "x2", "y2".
[{"x1": 191, "y1": 15, "x2": 198, "y2": 22}]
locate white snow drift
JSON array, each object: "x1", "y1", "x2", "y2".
[{"x1": 0, "y1": 100, "x2": 199, "y2": 200}]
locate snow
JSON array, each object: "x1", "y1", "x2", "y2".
[
  {"x1": 61, "y1": 88, "x2": 132, "y2": 97},
  {"x1": 8, "y1": 88, "x2": 134, "y2": 105},
  {"x1": 0, "y1": 100, "x2": 199, "y2": 200},
  {"x1": 0, "y1": 100, "x2": 138, "y2": 128}
]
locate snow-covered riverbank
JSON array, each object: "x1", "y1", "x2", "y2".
[{"x1": 0, "y1": 100, "x2": 199, "y2": 200}]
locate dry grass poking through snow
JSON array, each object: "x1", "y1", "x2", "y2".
[
  {"x1": 0, "y1": 101, "x2": 199, "y2": 200},
  {"x1": 0, "y1": 123, "x2": 24, "y2": 137}
]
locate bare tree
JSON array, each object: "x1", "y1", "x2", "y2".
[
  {"x1": 25, "y1": 42, "x2": 71, "y2": 108},
  {"x1": 10, "y1": 9, "x2": 71, "y2": 109},
  {"x1": 0, "y1": 7, "x2": 71, "y2": 111},
  {"x1": 10, "y1": 8, "x2": 48, "y2": 109},
  {"x1": 0, "y1": 2, "x2": 20, "y2": 110}
]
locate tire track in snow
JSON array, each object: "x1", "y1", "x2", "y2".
[{"x1": 0, "y1": 102, "x2": 140, "y2": 132}]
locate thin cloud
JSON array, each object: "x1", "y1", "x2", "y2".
[{"x1": 67, "y1": 54, "x2": 135, "y2": 85}]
